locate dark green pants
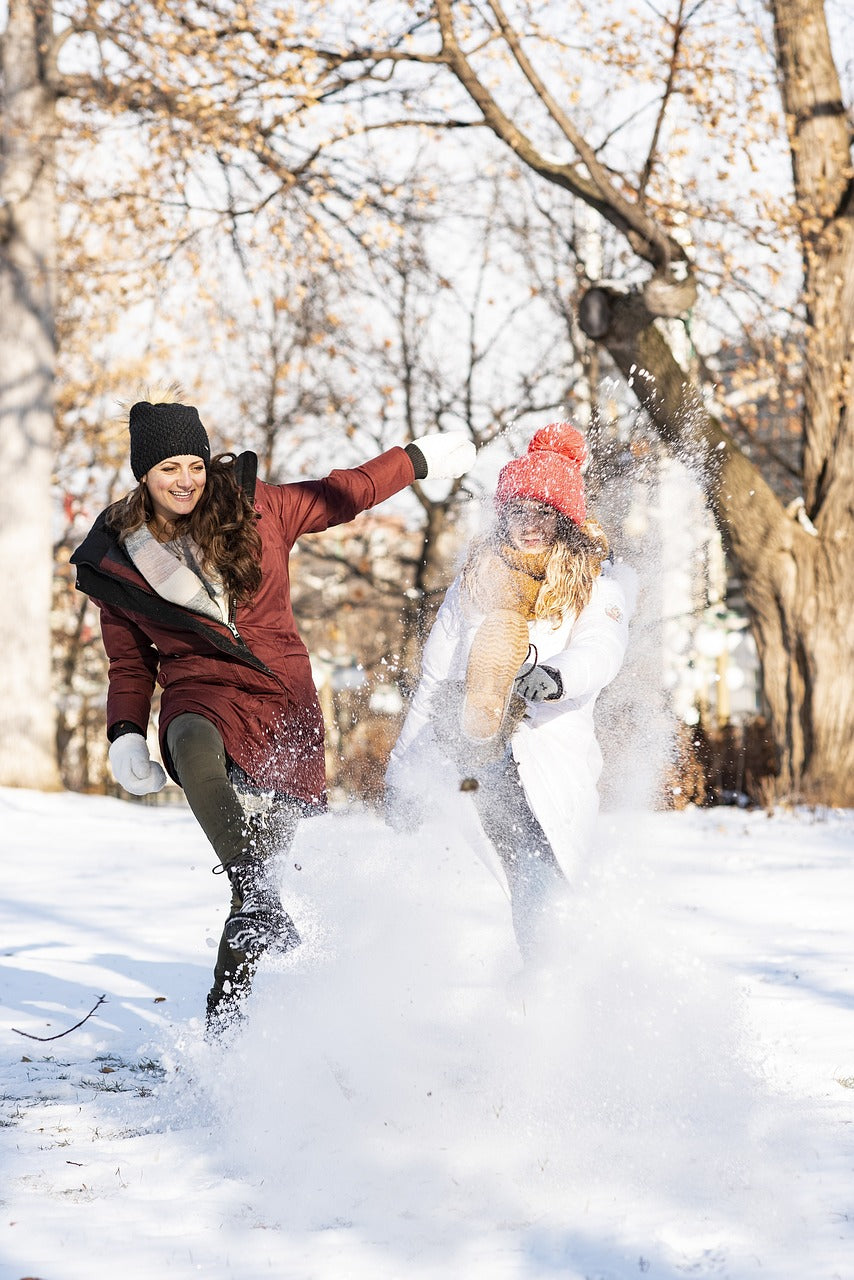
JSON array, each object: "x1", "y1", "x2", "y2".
[{"x1": 166, "y1": 713, "x2": 301, "y2": 1017}]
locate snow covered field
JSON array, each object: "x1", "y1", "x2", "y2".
[{"x1": 1, "y1": 785, "x2": 852, "y2": 1279}]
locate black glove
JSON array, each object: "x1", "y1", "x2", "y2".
[{"x1": 514, "y1": 664, "x2": 563, "y2": 702}]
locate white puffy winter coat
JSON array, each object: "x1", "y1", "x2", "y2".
[{"x1": 386, "y1": 560, "x2": 637, "y2": 882}]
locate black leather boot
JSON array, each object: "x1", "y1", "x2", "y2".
[{"x1": 222, "y1": 856, "x2": 301, "y2": 956}]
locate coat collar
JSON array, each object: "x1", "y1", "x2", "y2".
[{"x1": 70, "y1": 511, "x2": 272, "y2": 675}]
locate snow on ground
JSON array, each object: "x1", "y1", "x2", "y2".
[{"x1": 1, "y1": 786, "x2": 852, "y2": 1279}]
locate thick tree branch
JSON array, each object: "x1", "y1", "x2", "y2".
[
  {"x1": 435, "y1": 0, "x2": 685, "y2": 275},
  {"x1": 579, "y1": 286, "x2": 788, "y2": 578},
  {"x1": 482, "y1": 0, "x2": 681, "y2": 270}
]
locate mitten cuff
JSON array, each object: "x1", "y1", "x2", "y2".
[
  {"x1": 405, "y1": 442, "x2": 428, "y2": 480},
  {"x1": 541, "y1": 665, "x2": 563, "y2": 700},
  {"x1": 107, "y1": 720, "x2": 145, "y2": 743}
]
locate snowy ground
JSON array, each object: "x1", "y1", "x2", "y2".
[{"x1": 1, "y1": 785, "x2": 852, "y2": 1279}]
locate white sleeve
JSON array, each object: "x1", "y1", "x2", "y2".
[
  {"x1": 545, "y1": 563, "x2": 636, "y2": 702},
  {"x1": 386, "y1": 580, "x2": 464, "y2": 782}
]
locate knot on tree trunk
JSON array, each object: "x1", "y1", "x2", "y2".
[
  {"x1": 578, "y1": 283, "x2": 649, "y2": 339},
  {"x1": 579, "y1": 270, "x2": 697, "y2": 341},
  {"x1": 578, "y1": 285, "x2": 618, "y2": 339},
  {"x1": 642, "y1": 268, "x2": 698, "y2": 319}
]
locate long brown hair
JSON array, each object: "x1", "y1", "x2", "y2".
[
  {"x1": 105, "y1": 453, "x2": 263, "y2": 603},
  {"x1": 462, "y1": 512, "x2": 609, "y2": 625}
]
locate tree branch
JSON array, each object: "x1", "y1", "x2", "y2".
[
  {"x1": 579, "y1": 285, "x2": 787, "y2": 578},
  {"x1": 13, "y1": 995, "x2": 107, "y2": 1042},
  {"x1": 435, "y1": 0, "x2": 682, "y2": 272},
  {"x1": 637, "y1": 0, "x2": 687, "y2": 203}
]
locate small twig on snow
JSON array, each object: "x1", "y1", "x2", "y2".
[{"x1": 12, "y1": 995, "x2": 108, "y2": 1042}]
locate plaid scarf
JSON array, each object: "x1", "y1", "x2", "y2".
[{"x1": 124, "y1": 525, "x2": 229, "y2": 624}]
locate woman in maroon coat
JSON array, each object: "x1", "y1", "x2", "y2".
[{"x1": 71, "y1": 394, "x2": 474, "y2": 1029}]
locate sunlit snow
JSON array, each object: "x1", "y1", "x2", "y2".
[{"x1": 1, "y1": 787, "x2": 852, "y2": 1278}]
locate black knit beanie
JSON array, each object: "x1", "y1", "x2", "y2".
[{"x1": 129, "y1": 401, "x2": 211, "y2": 480}]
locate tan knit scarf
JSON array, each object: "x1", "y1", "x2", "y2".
[
  {"x1": 462, "y1": 541, "x2": 551, "y2": 622},
  {"x1": 124, "y1": 525, "x2": 229, "y2": 624}
]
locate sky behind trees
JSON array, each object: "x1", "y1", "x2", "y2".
[{"x1": 1, "y1": 0, "x2": 852, "y2": 801}]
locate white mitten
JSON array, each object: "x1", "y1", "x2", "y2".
[
  {"x1": 514, "y1": 664, "x2": 563, "y2": 702},
  {"x1": 109, "y1": 733, "x2": 168, "y2": 796},
  {"x1": 409, "y1": 431, "x2": 476, "y2": 480}
]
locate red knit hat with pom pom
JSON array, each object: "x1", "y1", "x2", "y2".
[{"x1": 495, "y1": 422, "x2": 588, "y2": 525}]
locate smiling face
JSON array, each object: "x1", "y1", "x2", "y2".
[
  {"x1": 504, "y1": 498, "x2": 560, "y2": 554},
  {"x1": 144, "y1": 455, "x2": 207, "y2": 534}
]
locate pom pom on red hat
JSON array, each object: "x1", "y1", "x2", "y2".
[{"x1": 495, "y1": 422, "x2": 588, "y2": 525}]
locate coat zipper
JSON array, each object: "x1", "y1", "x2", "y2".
[
  {"x1": 220, "y1": 605, "x2": 281, "y2": 687},
  {"x1": 226, "y1": 602, "x2": 242, "y2": 642},
  {"x1": 88, "y1": 539, "x2": 279, "y2": 679}
]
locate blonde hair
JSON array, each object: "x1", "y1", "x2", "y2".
[
  {"x1": 538, "y1": 518, "x2": 609, "y2": 621},
  {"x1": 461, "y1": 515, "x2": 610, "y2": 625}
]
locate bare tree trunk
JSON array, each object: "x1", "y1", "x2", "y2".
[
  {"x1": 748, "y1": 0, "x2": 854, "y2": 803},
  {"x1": 748, "y1": 533, "x2": 854, "y2": 805},
  {"x1": 770, "y1": 0, "x2": 854, "y2": 525},
  {"x1": 0, "y1": 0, "x2": 61, "y2": 788},
  {"x1": 568, "y1": 0, "x2": 854, "y2": 804},
  {"x1": 579, "y1": 288, "x2": 854, "y2": 804}
]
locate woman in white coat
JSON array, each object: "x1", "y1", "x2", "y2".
[{"x1": 386, "y1": 422, "x2": 636, "y2": 961}]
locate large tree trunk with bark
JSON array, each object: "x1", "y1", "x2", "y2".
[
  {"x1": 766, "y1": 0, "x2": 854, "y2": 799},
  {"x1": 572, "y1": 0, "x2": 854, "y2": 805},
  {"x1": 0, "y1": 0, "x2": 61, "y2": 788},
  {"x1": 579, "y1": 287, "x2": 854, "y2": 805},
  {"x1": 749, "y1": 534, "x2": 854, "y2": 805}
]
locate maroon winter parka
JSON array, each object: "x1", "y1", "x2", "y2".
[{"x1": 71, "y1": 448, "x2": 416, "y2": 806}]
